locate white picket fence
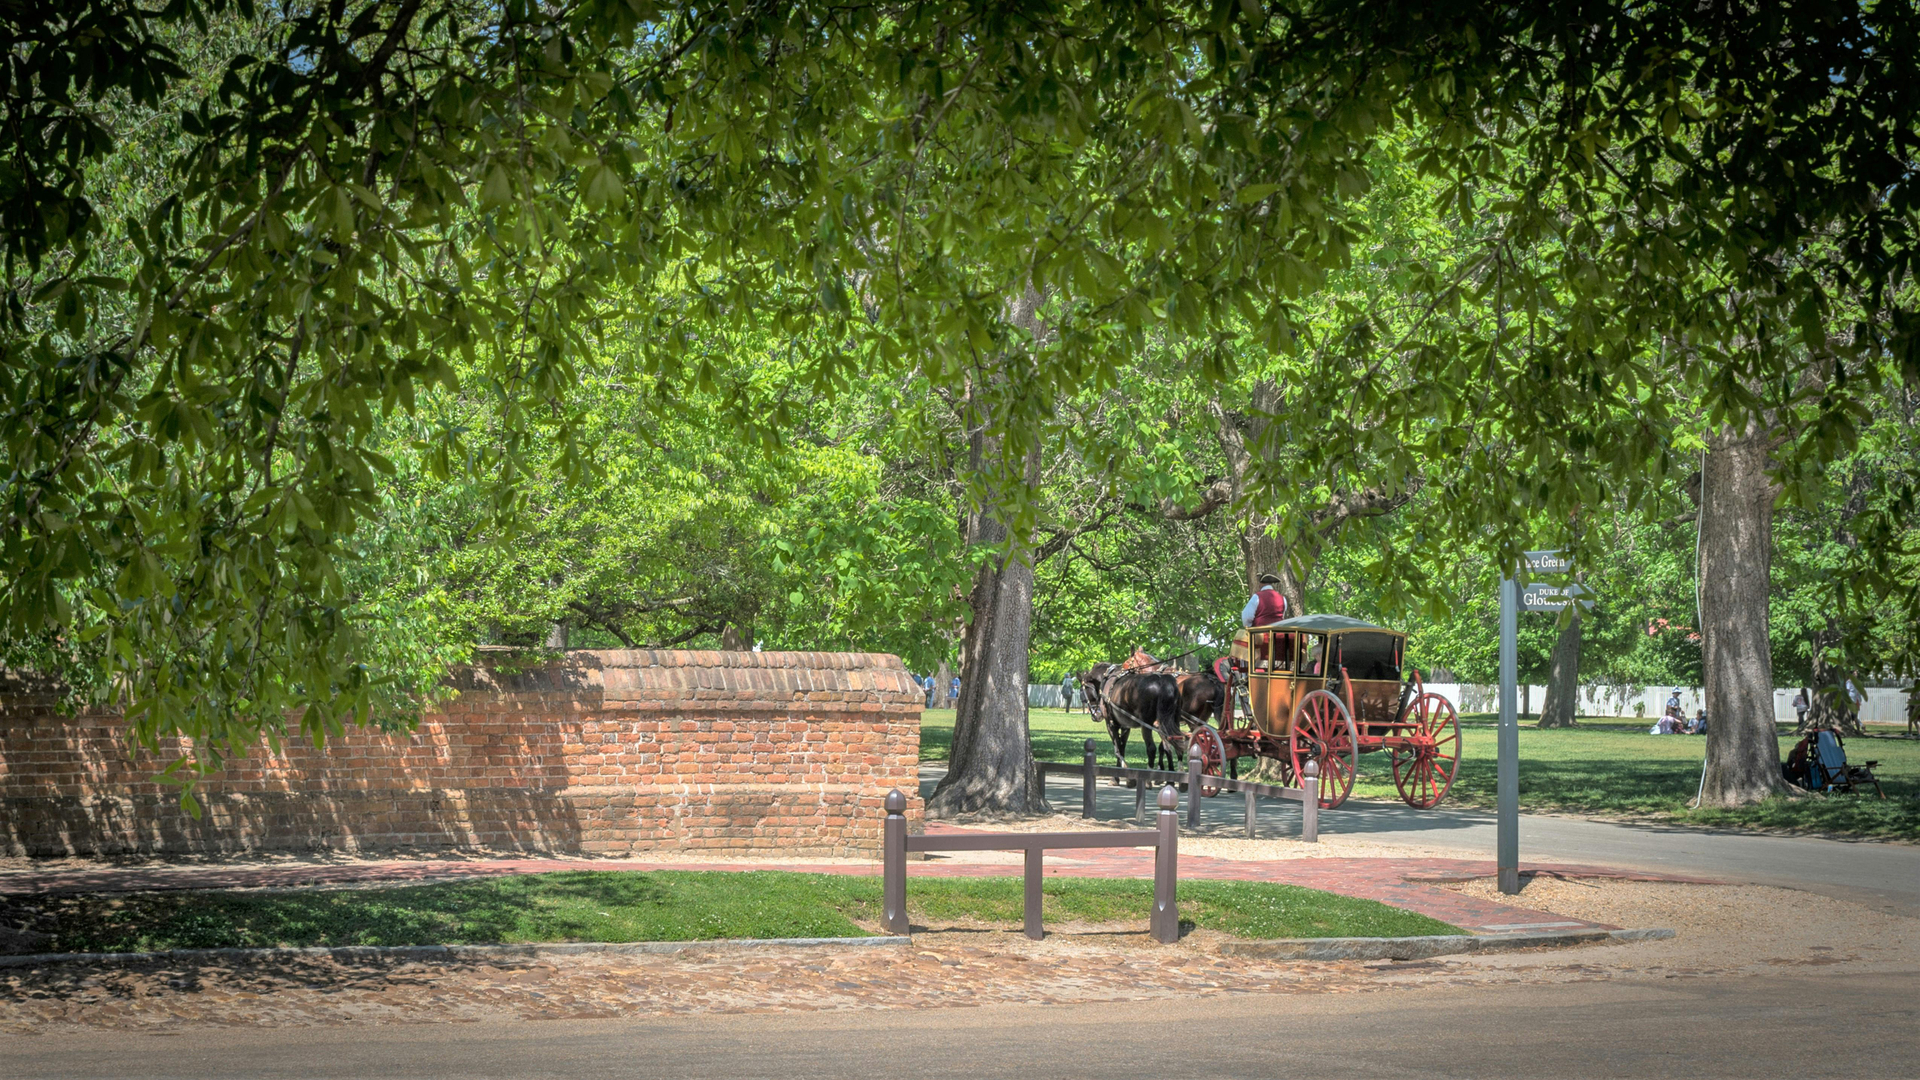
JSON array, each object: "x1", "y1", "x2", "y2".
[
  {"x1": 1423, "y1": 682, "x2": 1911, "y2": 724},
  {"x1": 1022, "y1": 678, "x2": 1910, "y2": 723},
  {"x1": 1028, "y1": 685, "x2": 1082, "y2": 709}
]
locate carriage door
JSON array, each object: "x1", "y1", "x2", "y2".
[{"x1": 1250, "y1": 630, "x2": 1296, "y2": 737}]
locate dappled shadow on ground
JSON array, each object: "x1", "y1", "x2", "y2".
[{"x1": 0, "y1": 951, "x2": 486, "y2": 1007}]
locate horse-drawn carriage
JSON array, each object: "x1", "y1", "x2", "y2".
[{"x1": 1084, "y1": 614, "x2": 1461, "y2": 811}]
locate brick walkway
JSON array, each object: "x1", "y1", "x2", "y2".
[{"x1": 0, "y1": 825, "x2": 1717, "y2": 935}]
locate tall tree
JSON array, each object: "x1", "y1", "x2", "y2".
[
  {"x1": 8, "y1": 0, "x2": 1917, "y2": 816},
  {"x1": 1537, "y1": 613, "x2": 1584, "y2": 729}
]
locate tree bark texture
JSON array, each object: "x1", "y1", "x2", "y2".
[
  {"x1": 933, "y1": 659, "x2": 953, "y2": 708},
  {"x1": 1800, "y1": 622, "x2": 1862, "y2": 734},
  {"x1": 928, "y1": 284, "x2": 1051, "y2": 819},
  {"x1": 926, "y1": 432, "x2": 1049, "y2": 818},
  {"x1": 1212, "y1": 383, "x2": 1307, "y2": 615},
  {"x1": 1698, "y1": 425, "x2": 1789, "y2": 806},
  {"x1": 1537, "y1": 613, "x2": 1583, "y2": 728}
]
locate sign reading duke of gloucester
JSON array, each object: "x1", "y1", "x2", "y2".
[
  {"x1": 1521, "y1": 583, "x2": 1595, "y2": 612},
  {"x1": 1496, "y1": 547, "x2": 1589, "y2": 897},
  {"x1": 1523, "y1": 549, "x2": 1573, "y2": 575}
]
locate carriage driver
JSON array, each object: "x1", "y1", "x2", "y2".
[
  {"x1": 1232, "y1": 573, "x2": 1290, "y2": 670},
  {"x1": 1241, "y1": 573, "x2": 1289, "y2": 629}
]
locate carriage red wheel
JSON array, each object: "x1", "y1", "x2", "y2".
[
  {"x1": 1391, "y1": 693, "x2": 1461, "y2": 809},
  {"x1": 1289, "y1": 690, "x2": 1357, "y2": 809},
  {"x1": 1186, "y1": 725, "x2": 1227, "y2": 797}
]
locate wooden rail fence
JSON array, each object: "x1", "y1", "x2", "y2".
[
  {"x1": 1035, "y1": 740, "x2": 1320, "y2": 841},
  {"x1": 881, "y1": 786, "x2": 1182, "y2": 943}
]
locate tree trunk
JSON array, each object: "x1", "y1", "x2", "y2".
[
  {"x1": 720, "y1": 623, "x2": 748, "y2": 651},
  {"x1": 1239, "y1": 516, "x2": 1306, "y2": 617},
  {"x1": 926, "y1": 437, "x2": 1049, "y2": 818},
  {"x1": 926, "y1": 273, "x2": 1051, "y2": 821},
  {"x1": 1697, "y1": 424, "x2": 1789, "y2": 806},
  {"x1": 1801, "y1": 622, "x2": 1862, "y2": 734},
  {"x1": 933, "y1": 659, "x2": 953, "y2": 708},
  {"x1": 1537, "y1": 613, "x2": 1583, "y2": 728},
  {"x1": 1217, "y1": 382, "x2": 1308, "y2": 616}
]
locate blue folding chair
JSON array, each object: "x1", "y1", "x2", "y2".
[{"x1": 1807, "y1": 730, "x2": 1885, "y2": 799}]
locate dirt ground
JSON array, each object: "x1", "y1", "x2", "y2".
[
  {"x1": 1437, "y1": 874, "x2": 1920, "y2": 978},
  {"x1": 4, "y1": 873, "x2": 1913, "y2": 1033}
]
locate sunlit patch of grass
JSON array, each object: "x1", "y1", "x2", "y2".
[
  {"x1": 925, "y1": 708, "x2": 1920, "y2": 840},
  {"x1": 1347, "y1": 715, "x2": 1920, "y2": 840}
]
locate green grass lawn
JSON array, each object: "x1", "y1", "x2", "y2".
[
  {"x1": 923, "y1": 708, "x2": 1920, "y2": 840},
  {"x1": 1, "y1": 871, "x2": 1456, "y2": 953}
]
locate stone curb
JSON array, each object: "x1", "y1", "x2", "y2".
[
  {"x1": 1217, "y1": 927, "x2": 1675, "y2": 961},
  {"x1": 0, "y1": 936, "x2": 913, "y2": 970}
]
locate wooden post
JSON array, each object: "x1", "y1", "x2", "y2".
[
  {"x1": 1185, "y1": 745, "x2": 1203, "y2": 829},
  {"x1": 883, "y1": 789, "x2": 908, "y2": 933},
  {"x1": 1024, "y1": 847, "x2": 1045, "y2": 940},
  {"x1": 1301, "y1": 760, "x2": 1319, "y2": 843},
  {"x1": 1245, "y1": 785, "x2": 1258, "y2": 838},
  {"x1": 1151, "y1": 785, "x2": 1180, "y2": 943},
  {"x1": 1082, "y1": 739, "x2": 1098, "y2": 819},
  {"x1": 1135, "y1": 782, "x2": 1147, "y2": 824}
]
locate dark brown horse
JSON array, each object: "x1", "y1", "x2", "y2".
[
  {"x1": 1174, "y1": 668, "x2": 1226, "y2": 727},
  {"x1": 1174, "y1": 663, "x2": 1237, "y2": 776},
  {"x1": 1082, "y1": 664, "x2": 1182, "y2": 770}
]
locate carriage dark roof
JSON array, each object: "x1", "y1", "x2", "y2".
[{"x1": 1263, "y1": 613, "x2": 1395, "y2": 634}]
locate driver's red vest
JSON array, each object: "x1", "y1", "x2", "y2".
[{"x1": 1253, "y1": 588, "x2": 1288, "y2": 626}]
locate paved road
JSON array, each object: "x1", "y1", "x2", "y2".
[
  {"x1": 8, "y1": 970, "x2": 1915, "y2": 1079},
  {"x1": 923, "y1": 765, "x2": 1920, "y2": 917}
]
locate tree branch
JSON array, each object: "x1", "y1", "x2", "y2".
[
  {"x1": 1158, "y1": 478, "x2": 1235, "y2": 522},
  {"x1": 1309, "y1": 481, "x2": 1422, "y2": 538}
]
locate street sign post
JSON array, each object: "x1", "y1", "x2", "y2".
[
  {"x1": 1497, "y1": 550, "x2": 1597, "y2": 895},
  {"x1": 1497, "y1": 573, "x2": 1520, "y2": 894}
]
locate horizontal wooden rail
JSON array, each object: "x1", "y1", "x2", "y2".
[
  {"x1": 1038, "y1": 740, "x2": 1319, "y2": 842},
  {"x1": 907, "y1": 831, "x2": 1160, "y2": 853},
  {"x1": 883, "y1": 788, "x2": 1180, "y2": 943}
]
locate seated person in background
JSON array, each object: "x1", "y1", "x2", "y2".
[
  {"x1": 1686, "y1": 709, "x2": 1707, "y2": 735},
  {"x1": 1784, "y1": 734, "x2": 1812, "y2": 787},
  {"x1": 1658, "y1": 689, "x2": 1686, "y2": 735}
]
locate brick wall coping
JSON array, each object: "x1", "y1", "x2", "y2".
[
  {"x1": 457, "y1": 650, "x2": 916, "y2": 696},
  {"x1": 5, "y1": 651, "x2": 915, "y2": 703}
]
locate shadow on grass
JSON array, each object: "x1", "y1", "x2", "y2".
[
  {"x1": 4, "y1": 872, "x2": 878, "y2": 953},
  {"x1": 3, "y1": 872, "x2": 1457, "y2": 954}
]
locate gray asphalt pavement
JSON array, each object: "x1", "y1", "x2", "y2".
[
  {"x1": 923, "y1": 764, "x2": 1920, "y2": 918},
  {"x1": 8, "y1": 970, "x2": 1916, "y2": 1078}
]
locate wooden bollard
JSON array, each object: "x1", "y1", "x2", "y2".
[
  {"x1": 1151, "y1": 785, "x2": 1180, "y2": 943},
  {"x1": 883, "y1": 789, "x2": 908, "y2": 933},
  {"x1": 1302, "y1": 759, "x2": 1319, "y2": 843},
  {"x1": 1082, "y1": 738, "x2": 1098, "y2": 819}
]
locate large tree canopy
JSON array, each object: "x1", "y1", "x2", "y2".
[{"x1": 4, "y1": 0, "x2": 1916, "y2": 805}]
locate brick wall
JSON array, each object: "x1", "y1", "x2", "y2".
[{"x1": 0, "y1": 650, "x2": 923, "y2": 859}]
